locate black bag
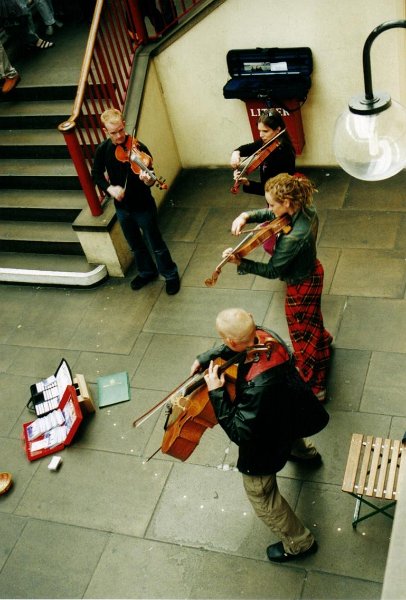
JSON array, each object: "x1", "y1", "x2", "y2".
[{"x1": 287, "y1": 370, "x2": 329, "y2": 439}]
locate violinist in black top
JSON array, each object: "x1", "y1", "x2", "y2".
[
  {"x1": 92, "y1": 108, "x2": 180, "y2": 295},
  {"x1": 230, "y1": 109, "x2": 296, "y2": 197}
]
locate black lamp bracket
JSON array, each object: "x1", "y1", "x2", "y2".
[{"x1": 349, "y1": 19, "x2": 406, "y2": 115}]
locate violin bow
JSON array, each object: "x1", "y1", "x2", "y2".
[
  {"x1": 132, "y1": 372, "x2": 204, "y2": 429},
  {"x1": 122, "y1": 122, "x2": 138, "y2": 193}
]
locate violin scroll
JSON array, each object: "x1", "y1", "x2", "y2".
[{"x1": 204, "y1": 270, "x2": 220, "y2": 287}]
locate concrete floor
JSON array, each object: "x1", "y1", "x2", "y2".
[{"x1": 1, "y1": 20, "x2": 406, "y2": 600}]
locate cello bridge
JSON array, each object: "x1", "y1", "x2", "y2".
[{"x1": 171, "y1": 395, "x2": 187, "y2": 411}]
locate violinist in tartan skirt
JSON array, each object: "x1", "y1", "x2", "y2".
[{"x1": 223, "y1": 173, "x2": 333, "y2": 402}]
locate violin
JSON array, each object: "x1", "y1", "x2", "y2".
[
  {"x1": 231, "y1": 128, "x2": 286, "y2": 195},
  {"x1": 204, "y1": 214, "x2": 292, "y2": 287},
  {"x1": 132, "y1": 340, "x2": 277, "y2": 462},
  {"x1": 115, "y1": 135, "x2": 168, "y2": 190}
]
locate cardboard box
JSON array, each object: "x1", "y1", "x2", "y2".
[{"x1": 74, "y1": 373, "x2": 96, "y2": 414}]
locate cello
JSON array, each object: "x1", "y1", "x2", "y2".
[
  {"x1": 230, "y1": 128, "x2": 286, "y2": 195},
  {"x1": 132, "y1": 338, "x2": 278, "y2": 461},
  {"x1": 204, "y1": 214, "x2": 292, "y2": 287}
]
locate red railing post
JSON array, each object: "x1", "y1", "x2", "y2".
[
  {"x1": 126, "y1": 0, "x2": 149, "y2": 44},
  {"x1": 59, "y1": 0, "x2": 206, "y2": 217},
  {"x1": 58, "y1": 122, "x2": 103, "y2": 217}
]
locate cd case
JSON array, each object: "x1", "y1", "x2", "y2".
[{"x1": 97, "y1": 371, "x2": 131, "y2": 408}]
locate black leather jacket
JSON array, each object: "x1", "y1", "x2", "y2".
[
  {"x1": 196, "y1": 328, "x2": 328, "y2": 476},
  {"x1": 197, "y1": 328, "x2": 329, "y2": 475},
  {"x1": 237, "y1": 206, "x2": 319, "y2": 285}
]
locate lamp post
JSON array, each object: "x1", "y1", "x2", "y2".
[{"x1": 333, "y1": 20, "x2": 406, "y2": 181}]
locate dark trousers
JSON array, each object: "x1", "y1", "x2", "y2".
[{"x1": 116, "y1": 205, "x2": 178, "y2": 281}]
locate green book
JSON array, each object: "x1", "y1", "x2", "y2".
[{"x1": 97, "y1": 372, "x2": 131, "y2": 408}]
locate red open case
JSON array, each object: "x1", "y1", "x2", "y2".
[{"x1": 23, "y1": 385, "x2": 83, "y2": 461}]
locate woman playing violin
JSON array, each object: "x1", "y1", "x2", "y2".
[
  {"x1": 191, "y1": 307, "x2": 328, "y2": 563},
  {"x1": 92, "y1": 108, "x2": 180, "y2": 295},
  {"x1": 223, "y1": 173, "x2": 333, "y2": 402},
  {"x1": 230, "y1": 109, "x2": 296, "y2": 197}
]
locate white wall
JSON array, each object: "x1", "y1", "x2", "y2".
[
  {"x1": 137, "y1": 62, "x2": 181, "y2": 190},
  {"x1": 151, "y1": 0, "x2": 406, "y2": 168}
]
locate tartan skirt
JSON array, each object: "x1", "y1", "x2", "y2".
[{"x1": 285, "y1": 259, "x2": 333, "y2": 396}]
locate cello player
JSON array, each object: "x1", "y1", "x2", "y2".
[
  {"x1": 190, "y1": 307, "x2": 328, "y2": 563},
  {"x1": 230, "y1": 109, "x2": 296, "y2": 197}
]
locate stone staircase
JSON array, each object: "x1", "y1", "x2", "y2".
[{"x1": 0, "y1": 80, "x2": 108, "y2": 287}]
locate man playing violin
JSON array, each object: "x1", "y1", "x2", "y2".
[
  {"x1": 92, "y1": 108, "x2": 180, "y2": 295},
  {"x1": 191, "y1": 307, "x2": 328, "y2": 563},
  {"x1": 230, "y1": 109, "x2": 296, "y2": 197}
]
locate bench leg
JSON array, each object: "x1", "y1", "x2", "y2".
[{"x1": 351, "y1": 493, "x2": 396, "y2": 528}]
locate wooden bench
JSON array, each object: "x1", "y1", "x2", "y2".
[{"x1": 342, "y1": 433, "x2": 403, "y2": 528}]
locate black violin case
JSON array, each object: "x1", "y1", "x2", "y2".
[{"x1": 223, "y1": 47, "x2": 313, "y2": 102}]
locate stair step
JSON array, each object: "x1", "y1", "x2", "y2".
[
  {"x1": 0, "y1": 159, "x2": 79, "y2": 189},
  {"x1": 0, "y1": 189, "x2": 86, "y2": 221},
  {"x1": 0, "y1": 84, "x2": 77, "y2": 103},
  {"x1": 0, "y1": 99, "x2": 73, "y2": 129},
  {"x1": 0, "y1": 252, "x2": 108, "y2": 288},
  {"x1": 0, "y1": 129, "x2": 70, "y2": 159},
  {"x1": 0, "y1": 220, "x2": 83, "y2": 254},
  {"x1": 0, "y1": 159, "x2": 76, "y2": 176}
]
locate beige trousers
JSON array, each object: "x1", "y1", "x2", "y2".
[
  {"x1": 0, "y1": 42, "x2": 17, "y2": 80},
  {"x1": 242, "y1": 454, "x2": 315, "y2": 554}
]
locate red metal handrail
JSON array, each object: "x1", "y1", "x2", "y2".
[{"x1": 58, "y1": 0, "x2": 205, "y2": 216}]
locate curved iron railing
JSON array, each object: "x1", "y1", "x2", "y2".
[{"x1": 58, "y1": 0, "x2": 203, "y2": 216}]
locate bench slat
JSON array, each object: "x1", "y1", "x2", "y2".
[
  {"x1": 376, "y1": 438, "x2": 391, "y2": 498},
  {"x1": 358, "y1": 435, "x2": 373, "y2": 494},
  {"x1": 366, "y1": 437, "x2": 382, "y2": 496},
  {"x1": 342, "y1": 433, "x2": 363, "y2": 493},
  {"x1": 386, "y1": 439, "x2": 401, "y2": 500}
]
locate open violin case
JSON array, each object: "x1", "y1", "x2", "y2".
[{"x1": 223, "y1": 47, "x2": 313, "y2": 103}]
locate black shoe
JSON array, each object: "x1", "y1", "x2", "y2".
[
  {"x1": 267, "y1": 540, "x2": 318, "y2": 563},
  {"x1": 288, "y1": 452, "x2": 322, "y2": 465},
  {"x1": 165, "y1": 277, "x2": 180, "y2": 295},
  {"x1": 130, "y1": 274, "x2": 157, "y2": 290}
]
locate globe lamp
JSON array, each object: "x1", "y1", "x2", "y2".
[{"x1": 333, "y1": 20, "x2": 406, "y2": 181}]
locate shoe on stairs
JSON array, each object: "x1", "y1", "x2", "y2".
[{"x1": 2, "y1": 74, "x2": 20, "y2": 94}]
